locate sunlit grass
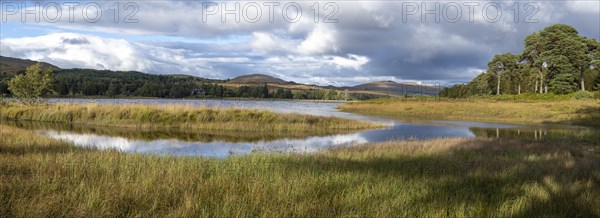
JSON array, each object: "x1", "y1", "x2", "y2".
[
  {"x1": 4, "y1": 120, "x2": 362, "y2": 143},
  {"x1": 0, "y1": 103, "x2": 383, "y2": 133},
  {"x1": 1, "y1": 125, "x2": 599, "y2": 217},
  {"x1": 339, "y1": 98, "x2": 600, "y2": 127}
]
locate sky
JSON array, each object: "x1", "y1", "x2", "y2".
[{"x1": 0, "y1": 0, "x2": 599, "y2": 86}]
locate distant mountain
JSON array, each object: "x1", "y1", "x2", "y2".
[
  {"x1": 228, "y1": 74, "x2": 290, "y2": 84},
  {"x1": 0, "y1": 56, "x2": 60, "y2": 75},
  {"x1": 350, "y1": 80, "x2": 440, "y2": 96}
]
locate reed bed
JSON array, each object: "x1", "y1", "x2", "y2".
[
  {"x1": 0, "y1": 103, "x2": 383, "y2": 133},
  {"x1": 338, "y1": 98, "x2": 600, "y2": 127},
  {"x1": 1, "y1": 125, "x2": 599, "y2": 217},
  {"x1": 3, "y1": 120, "x2": 359, "y2": 143}
]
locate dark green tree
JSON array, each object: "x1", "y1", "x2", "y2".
[
  {"x1": 550, "y1": 73, "x2": 578, "y2": 94},
  {"x1": 261, "y1": 84, "x2": 269, "y2": 98},
  {"x1": 488, "y1": 53, "x2": 518, "y2": 95},
  {"x1": 106, "y1": 81, "x2": 122, "y2": 97},
  {"x1": 539, "y1": 24, "x2": 588, "y2": 91},
  {"x1": 522, "y1": 32, "x2": 547, "y2": 93}
]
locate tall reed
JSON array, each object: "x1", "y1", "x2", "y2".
[
  {"x1": 0, "y1": 103, "x2": 383, "y2": 132},
  {"x1": 339, "y1": 98, "x2": 600, "y2": 127}
]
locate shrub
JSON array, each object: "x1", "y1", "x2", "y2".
[
  {"x1": 0, "y1": 94, "x2": 5, "y2": 106},
  {"x1": 7, "y1": 63, "x2": 54, "y2": 106},
  {"x1": 572, "y1": 91, "x2": 594, "y2": 100},
  {"x1": 480, "y1": 93, "x2": 571, "y2": 102}
]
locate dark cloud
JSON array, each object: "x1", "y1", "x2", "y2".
[{"x1": 61, "y1": 37, "x2": 90, "y2": 45}]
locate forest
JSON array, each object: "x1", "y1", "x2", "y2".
[
  {"x1": 440, "y1": 24, "x2": 600, "y2": 98},
  {"x1": 0, "y1": 68, "x2": 350, "y2": 100}
]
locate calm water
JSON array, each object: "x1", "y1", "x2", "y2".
[{"x1": 4, "y1": 98, "x2": 598, "y2": 157}]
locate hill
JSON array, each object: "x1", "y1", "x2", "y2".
[
  {"x1": 0, "y1": 56, "x2": 60, "y2": 76},
  {"x1": 0, "y1": 55, "x2": 440, "y2": 99},
  {"x1": 228, "y1": 74, "x2": 290, "y2": 84},
  {"x1": 350, "y1": 81, "x2": 440, "y2": 96}
]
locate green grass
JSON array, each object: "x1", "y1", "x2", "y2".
[
  {"x1": 339, "y1": 98, "x2": 600, "y2": 127},
  {"x1": 0, "y1": 103, "x2": 383, "y2": 133},
  {"x1": 1, "y1": 125, "x2": 599, "y2": 217}
]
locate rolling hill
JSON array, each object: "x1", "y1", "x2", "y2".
[
  {"x1": 227, "y1": 74, "x2": 290, "y2": 84},
  {"x1": 225, "y1": 74, "x2": 440, "y2": 96},
  {"x1": 350, "y1": 81, "x2": 441, "y2": 96}
]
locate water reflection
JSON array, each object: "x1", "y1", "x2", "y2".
[
  {"x1": 41, "y1": 130, "x2": 369, "y2": 157},
  {"x1": 7, "y1": 119, "x2": 597, "y2": 157},
  {"x1": 469, "y1": 127, "x2": 600, "y2": 143}
]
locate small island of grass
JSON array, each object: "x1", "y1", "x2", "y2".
[{"x1": 0, "y1": 103, "x2": 384, "y2": 133}]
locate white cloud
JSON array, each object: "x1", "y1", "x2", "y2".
[
  {"x1": 566, "y1": 1, "x2": 600, "y2": 14},
  {"x1": 329, "y1": 54, "x2": 369, "y2": 71},
  {"x1": 298, "y1": 24, "x2": 338, "y2": 55},
  {"x1": 1, "y1": 32, "x2": 370, "y2": 85},
  {"x1": 252, "y1": 23, "x2": 340, "y2": 56},
  {"x1": 250, "y1": 32, "x2": 297, "y2": 55},
  {"x1": 261, "y1": 54, "x2": 369, "y2": 72},
  {"x1": 0, "y1": 33, "x2": 228, "y2": 77},
  {"x1": 1, "y1": 33, "x2": 151, "y2": 71}
]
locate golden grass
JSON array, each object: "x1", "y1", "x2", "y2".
[
  {"x1": 4, "y1": 120, "x2": 360, "y2": 143},
  {"x1": 339, "y1": 98, "x2": 600, "y2": 127},
  {"x1": 0, "y1": 103, "x2": 383, "y2": 133},
  {"x1": 1, "y1": 124, "x2": 599, "y2": 217}
]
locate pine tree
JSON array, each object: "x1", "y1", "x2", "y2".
[{"x1": 550, "y1": 73, "x2": 578, "y2": 94}]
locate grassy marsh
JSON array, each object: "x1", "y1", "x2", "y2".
[
  {"x1": 0, "y1": 103, "x2": 383, "y2": 133},
  {"x1": 1, "y1": 124, "x2": 599, "y2": 217},
  {"x1": 3, "y1": 120, "x2": 361, "y2": 143},
  {"x1": 339, "y1": 98, "x2": 600, "y2": 127}
]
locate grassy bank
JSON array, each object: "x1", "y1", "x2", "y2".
[
  {"x1": 3, "y1": 120, "x2": 361, "y2": 143},
  {"x1": 0, "y1": 103, "x2": 382, "y2": 133},
  {"x1": 1, "y1": 125, "x2": 599, "y2": 217},
  {"x1": 339, "y1": 98, "x2": 600, "y2": 127}
]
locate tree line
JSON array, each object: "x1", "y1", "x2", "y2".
[
  {"x1": 440, "y1": 24, "x2": 600, "y2": 98},
  {"x1": 50, "y1": 69, "x2": 213, "y2": 98},
  {"x1": 1, "y1": 67, "x2": 354, "y2": 101}
]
